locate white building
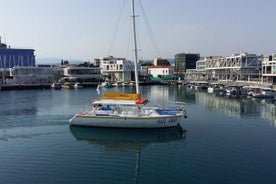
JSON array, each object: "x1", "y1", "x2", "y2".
[
  {"x1": 262, "y1": 53, "x2": 276, "y2": 85},
  {"x1": 205, "y1": 52, "x2": 261, "y2": 81},
  {"x1": 99, "y1": 56, "x2": 135, "y2": 82},
  {"x1": 147, "y1": 65, "x2": 174, "y2": 78},
  {"x1": 196, "y1": 59, "x2": 206, "y2": 71},
  {"x1": 94, "y1": 56, "x2": 153, "y2": 82}
]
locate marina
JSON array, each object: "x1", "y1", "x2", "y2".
[
  {"x1": 1, "y1": 0, "x2": 276, "y2": 183},
  {"x1": 1, "y1": 86, "x2": 276, "y2": 183}
]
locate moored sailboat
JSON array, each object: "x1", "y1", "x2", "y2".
[{"x1": 69, "y1": 0, "x2": 187, "y2": 128}]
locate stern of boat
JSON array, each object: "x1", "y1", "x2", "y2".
[{"x1": 69, "y1": 114, "x2": 79, "y2": 124}]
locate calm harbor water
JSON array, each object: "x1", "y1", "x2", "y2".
[{"x1": 1, "y1": 85, "x2": 276, "y2": 184}]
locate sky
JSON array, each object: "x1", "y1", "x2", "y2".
[{"x1": 1, "y1": 0, "x2": 276, "y2": 62}]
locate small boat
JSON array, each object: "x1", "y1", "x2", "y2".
[
  {"x1": 69, "y1": 0, "x2": 188, "y2": 128},
  {"x1": 160, "y1": 80, "x2": 174, "y2": 85},
  {"x1": 197, "y1": 82, "x2": 209, "y2": 90},
  {"x1": 100, "y1": 81, "x2": 113, "y2": 88},
  {"x1": 61, "y1": 82, "x2": 75, "y2": 89},
  {"x1": 74, "y1": 82, "x2": 83, "y2": 89},
  {"x1": 112, "y1": 81, "x2": 123, "y2": 87},
  {"x1": 249, "y1": 87, "x2": 274, "y2": 98},
  {"x1": 224, "y1": 85, "x2": 247, "y2": 96},
  {"x1": 207, "y1": 84, "x2": 222, "y2": 93},
  {"x1": 51, "y1": 82, "x2": 61, "y2": 90}
]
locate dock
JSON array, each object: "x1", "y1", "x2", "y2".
[{"x1": 0, "y1": 84, "x2": 51, "y2": 90}]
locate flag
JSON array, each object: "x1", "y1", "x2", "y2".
[{"x1": 96, "y1": 84, "x2": 100, "y2": 95}]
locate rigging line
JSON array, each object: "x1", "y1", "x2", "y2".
[
  {"x1": 138, "y1": 0, "x2": 162, "y2": 58},
  {"x1": 125, "y1": 23, "x2": 131, "y2": 60},
  {"x1": 107, "y1": 0, "x2": 127, "y2": 56}
]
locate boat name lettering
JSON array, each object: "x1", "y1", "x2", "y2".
[{"x1": 157, "y1": 118, "x2": 177, "y2": 124}]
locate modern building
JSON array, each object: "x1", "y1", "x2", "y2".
[
  {"x1": 0, "y1": 39, "x2": 35, "y2": 68},
  {"x1": 174, "y1": 53, "x2": 200, "y2": 77},
  {"x1": 262, "y1": 53, "x2": 276, "y2": 84},
  {"x1": 205, "y1": 52, "x2": 261, "y2": 81},
  {"x1": 196, "y1": 59, "x2": 206, "y2": 71},
  {"x1": 185, "y1": 59, "x2": 207, "y2": 81}
]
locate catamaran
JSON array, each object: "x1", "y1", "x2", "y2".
[{"x1": 69, "y1": 0, "x2": 187, "y2": 128}]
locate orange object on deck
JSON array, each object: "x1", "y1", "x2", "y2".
[
  {"x1": 101, "y1": 93, "x2": 141, "y2": 100},
  {"x1": 135, "y1": 98, "x2": 149, "y2": 104}
]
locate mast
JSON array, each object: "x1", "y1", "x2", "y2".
[{"x1": 131, "y1": 0, "x2": 140, "y2": 94}]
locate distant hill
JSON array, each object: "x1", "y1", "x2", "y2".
[{"x1": 36, "y1": 58, "x2": 83, "y2": 65}]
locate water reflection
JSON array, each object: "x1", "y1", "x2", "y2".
[
  {"x1": 69, "y1": 125, "x2": 186, "y2": 183},
  {"x1": 69, "y1": 125, "x2": 185, "y2": 151},
  {"x1": 198, "y1": 92, "x2": 276, "y2": 126},
  {"x1": 0, "y1": 90, "x2": 38, "y2": 116}
]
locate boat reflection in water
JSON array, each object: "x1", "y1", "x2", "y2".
[
  {"x1": 69, "y1": 125, "x2": 186, "y2": 148},
  {"x1": 69, "y1": 125, "x2": 186, "y2": 182}
]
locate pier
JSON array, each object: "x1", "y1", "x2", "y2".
[{"x1": 0, "y1": 84, "x2": 51, "y2": 90}]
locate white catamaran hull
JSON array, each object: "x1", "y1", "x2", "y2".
[{"x1": 69, "y1": 114, "x2": 183, "y2": 128}]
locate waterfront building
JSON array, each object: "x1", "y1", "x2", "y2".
[
  {"x1": 174, "y1": 53, "x2": 200, "y2": 78},
  {"x1": 0, "y1": 39, "x2": 35, "y2": 68},
  {"x1": 62, "y1": 66, "x2": 102, "y2": 86},
  {"x1": 185, "y1": 59, "x2": 207, "y2": 81},
  {"x1": 5, "y1": 66, "x2": 58, "y2": 85},
  {"x1": 185, "y1": 69, "x2": 199, "y2": 81},
  {"x1": 147, "y1": 65, "x2": 174, "y2": 79},
  {"x1": 262, "y1": 53, "x2": 276, "y2": 85},
  {"x1": 98, "y1": 56, "x2": 135, "y2": 82},
  {"x1": 205, "y1": 52, "x2": 261, "y2": 82},
  {"x1": 96, "y1": 56, "x2": 154, "y2": 83},
  {"x1": 139, "y1": 65, "x2": 149, "y2": 81},
  {"x1": 196, "y1": 59, "x2": 206, "y2": 71}
]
